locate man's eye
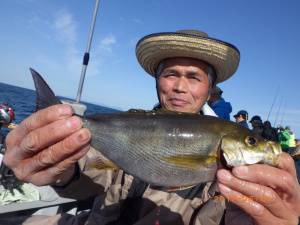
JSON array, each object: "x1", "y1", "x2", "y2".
[
  {"x1": 162, "y1": 73, "x2": 176, "y2": 78},
  {"x1": 190, "y1": 76, "x2": 201, "y2": 81}
]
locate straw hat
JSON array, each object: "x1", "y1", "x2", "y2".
[{"x1": 136, "y1": 29, "x2": 240, "y2": 83}]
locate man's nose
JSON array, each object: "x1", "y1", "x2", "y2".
[{"x1": 173, "y1": 76, "x2": 188, "y2": 93}]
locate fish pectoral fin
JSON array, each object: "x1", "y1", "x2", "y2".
[
  {"x1": 85, "y1": 157, "x2": 119, "y2": 171},
  {"x1": 165, "y1": 184, "x2": 197, "y2": 192},
  {"x1": 162, "y1": 155, "x2": 217, "y2": 169}
]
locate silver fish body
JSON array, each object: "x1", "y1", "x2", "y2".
[{"x1": 84, "y1": 111, "x2": 281, "y2": 187}]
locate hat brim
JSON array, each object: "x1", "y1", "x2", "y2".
[{"x1": 136, "y1": 32, "x2": 240, "y2": 83}]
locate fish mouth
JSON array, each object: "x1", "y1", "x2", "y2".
[
  {"x1": 217, "y1": 142, "x2": 232, "y2": 169},
  {"x1": 219, "y1": 147, "x2": 236, "y2": 168},
  {"x1": 219, "y1": 149, "x2": 231, "y2": 169}
]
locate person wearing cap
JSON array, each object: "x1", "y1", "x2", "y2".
[
  {"x1": 3, "y1": 30, "x2": 300, "y2": 225},
  {"x1": 249, "y1": 115, "x2": 264, "y2": 137},
  {"x1": 0, "y1": 103, "x2": 15, "y2": 148},
  {"x1": 278, "y1": 126, "x2": 297, "y2": 152},
  {"x1": 208, "y1": 86, "x2": 232, "y2": 120},
  {"x1": 233, "y1": 110, "x2": 249, "y2": 128},
  {"x1": 261, "y1": 120, "x2": 279, "y2": 142},
  {"x1": 0, "y1": 103, "x2": 15, "y2": 128}
]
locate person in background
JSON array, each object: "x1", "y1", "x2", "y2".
[
  {"x1": 208, "y1": 86, "x2": 232, "y2": 120},
  {"x1": 0, "y1": 103, "x2": 15, "y2": 128},
  {"x1": 233, "y1": 110, "x2": 249, "y2": 128},
  {"x1": 278, "y1": 126, "x2": 296, "y2": 153},
  {"x1": 261, "y1": 120, "x2": 278, "y2": 142},
  {"x1": 295, "y1": 139, "x2": 300, "y2": 183},
  {"x1": 249, "y1": 115, "x2": 263, "y2": 137},
  {"x1": 0, "y1": 103, "x2": 15, "y2": 174},
  {"x1": 0, "y1": 103, "x2": 15, "y2": 149}
]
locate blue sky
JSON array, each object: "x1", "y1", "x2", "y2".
[{"x1": 0, "y1": 0, "x2": 300, "y2": 137}]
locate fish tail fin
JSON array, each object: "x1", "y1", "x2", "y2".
[{"x1": 30, "y1": 68, "x2": 62, "y2": 111}]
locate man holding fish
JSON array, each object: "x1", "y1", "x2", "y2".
[{"x1": 3, "y1": 30, "x2": 300, "y2": 225}]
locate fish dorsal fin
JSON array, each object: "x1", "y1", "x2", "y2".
[{"x1": 30, "y1": 68, "x2": 61, "y2": 111}]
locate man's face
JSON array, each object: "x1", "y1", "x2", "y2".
[{"x1": 157, "y1": 57, "x2": 211, "y2": 113}]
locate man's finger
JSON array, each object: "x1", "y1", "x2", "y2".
[
  {"x1": 5, "y1": 104, "x2": 73, "y2": 148},
  {"x1": 19, "y1": 116, "x2": 83, "y2": 158},
  {"x1": 231, "y1": 164, "x2": 297, "y2": 196},
  {"x1": 13, "y1": 128, "x2": 91, "y2": 182},
  {"x1": 28, "y1": 144, "x2": 90, "y2": 186},
  {"x1": 277, "y1": 153, "x2": 297, "y2": 179},
  {"x1": 218, "y1": 183, "x2": 278, "y2": 225},
  {"x1": 217, "y1": 169, "x2": 288, "y2": 219},
  {"x1": 4, "y1": 115, "x2": 83, "y2": 167}
]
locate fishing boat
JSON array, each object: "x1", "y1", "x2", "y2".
[{"x1": 0, "y1": 0, "x2": 101, "y2": 219}]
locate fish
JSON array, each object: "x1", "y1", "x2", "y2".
[{"x1": 31, "y1": 68, "x2": 283, "y2": 187}]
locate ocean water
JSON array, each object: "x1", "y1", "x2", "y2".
[{"x1": 0, "y1": 82, "x2": 119, "y2": 135}]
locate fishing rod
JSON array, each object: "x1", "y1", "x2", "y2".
[
  {"x1": 65, "y1": 0, "x2": 100, "y2": 116},
  {"x1": 266, "y1": 85, "x2": 280, "y2": 121},
  {"x1": 76, "y1": 0, "x2": 100, "y2": 104},
  {"x1": 274, "y1": 97, "x2": 283, "y2": 127},
  {"x1": 279, "y1": 101, "x2": 287, "y2": 126}
]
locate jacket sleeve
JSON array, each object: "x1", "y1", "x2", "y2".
[{"x1": 53, "y1": 147, "x2": 118, "y2": 200}]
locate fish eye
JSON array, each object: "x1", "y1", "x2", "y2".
[{"x1": 246, "y1": 136, "x2": 257, "y2": 146}]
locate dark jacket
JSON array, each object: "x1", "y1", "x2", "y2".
[
  {"x1": 262, "y1": 126, "x2": 278, "y2": 142},
  {"x1": 238, "y1": 120, "x2": 249, "y2": 129}
]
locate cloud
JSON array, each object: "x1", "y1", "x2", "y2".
[
  {"x1": 132, "y1": 18, "x2": 143, "y2": 24},
  {"x1": 284, "y1": 109, "x2": 300, "y2": 115},
  {"x1": 118, "y1": 17, "x2": 143, "y2": 25},
  {"x1": 34, "y1": 9, "x2": 118, "y2": 80},
  {"x1": 98, "y1": 34, "x2": 116, "y2": 52},
  {"x1": 53, "y1": 10, "x2": 77, "y2": 44},
  {"x1": 26, "y1": 13, "x2": 52, "y2": 40}
]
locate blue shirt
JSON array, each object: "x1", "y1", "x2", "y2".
[{"x1": 210, "y1": 98, "x2": 232, "y2": 121}]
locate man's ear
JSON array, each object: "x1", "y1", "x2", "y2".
[
  {"x1": 207, "y1": 94, "x2": 211, "y2": 102},
  {"x1": 207, "y1": 87, "x2": 212, "y2": 101},
  {"x1": 155, "y1": 78, "x2": 161, "y2": 103}
]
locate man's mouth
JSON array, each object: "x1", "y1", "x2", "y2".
[{"x1": 169, "y1": 98, "x2": 189, "y2": 107}]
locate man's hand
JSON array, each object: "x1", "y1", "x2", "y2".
[
  {"x1": 3, "y1": 104, "x2": 91, "y2": 186},
  {"x1": 217, "y1": 153, "x2": 300, "y2": 225}
]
